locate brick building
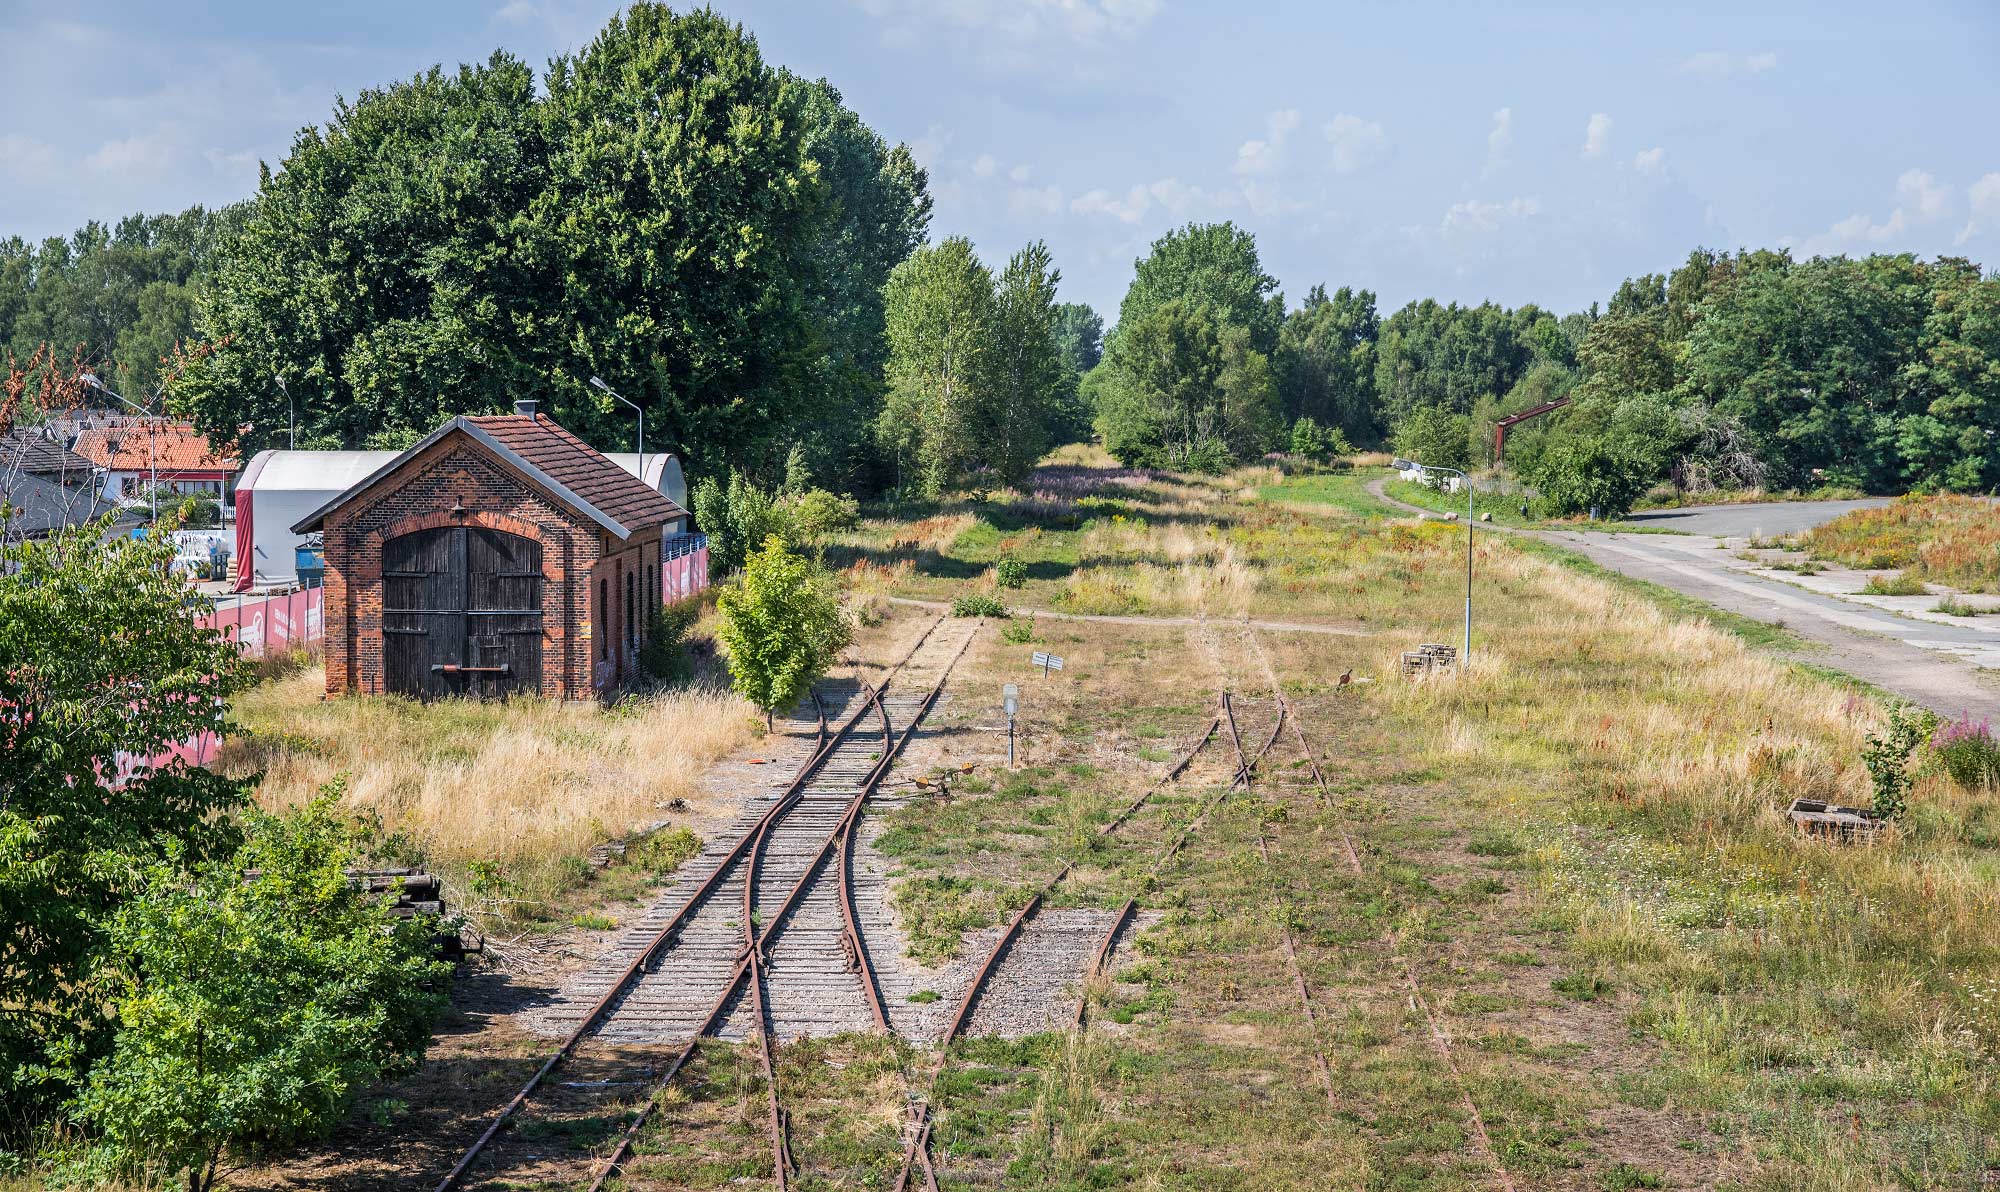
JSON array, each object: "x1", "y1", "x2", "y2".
[{"x1": 293, "y1": 401, "x2": 685, "y2": 701}]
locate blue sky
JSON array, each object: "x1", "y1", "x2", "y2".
[{"x1": 3, "y1": 0, "x2": 1996, "y2": 321}]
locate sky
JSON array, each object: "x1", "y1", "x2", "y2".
[{"x1": 3, "y1": 0, "x2": 1997, "y2": 321}]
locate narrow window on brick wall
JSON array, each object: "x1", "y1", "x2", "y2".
[
  {"x1": 624, "y1": 570, "x2": 636, "y2": 653},
  {"x1": 596, "y1": 576, "x2": 607, "y2": 661}
]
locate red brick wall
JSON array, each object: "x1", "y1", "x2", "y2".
[
  {"x1": 591, "y1": 534, "x2": 662, "y2": 691},
  {"x1": 322, "y1": 433, "x2": 613, "y2": 699}
]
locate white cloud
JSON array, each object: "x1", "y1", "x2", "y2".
[
  {"x1": 1582, "y1": 113, "x2": 1612, "y2": 159},
  {"x1": 1232, "y1": 107, "x2": 1301, "y2": 176},
  {"x1": 908, "y1": 124, "x2": 953, "y2": 170},
  {"x1": 1069, "y1": 176, "x2": 1215, "y2": 224},
  {"x1": 971, "y1": 152, "x2": 999, "y2": 178},
  {"x1": 1438, "y1": 195, "x2": 1540, "y2": 236},
  {"x1": 0, "y1": 134, "x2": 56, "y2": 179},
  {"x1": 1008, "y1": 184, "x2": 1065, "y2": 216},
  {"x1": 1954, "y1": 172, "x2": 2000, "y2": 244},
  {"x1": 1970, "y1": 173, "x2": 2000, "y2": 213},
  {"x1": 1633, "y1": 146, "x2": 1667, "y2": 176},
  {"x1": 494, "y1": 0, "x2": 537, "y2": 22},
  {"x1": 1896, "y1": 168, "x2": 1951, "y2": 221},
  {"x1": 86, "y1": 135, "x2": 178, "y2": 176},
  {"x1": 851, "y1": 0, "x2": 1161, "y2": 46},
  {"x1": 1486, "y1": 107, "x2": 1513, "y2": 170},
  {"x1": 1008, "y1": 163, "x2": 1031, "y2": 183},
  {"x1": 1677, "y1": 50, "x2": 1779, "y2": 79},
  {"x1": 1324, "y1": 113, "x2": 1389, "y2": 174},
  {"x1": 1070, "y1": 184, "x2": 1153, "y2": 224}
]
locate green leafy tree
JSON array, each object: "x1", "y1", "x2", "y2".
[
  {"x1": 717, "y1": 536, "x2": 852, "y2": 728},
  {"x1": 1392, "y1": 406, "x2": 1473, "y2": 473},
  {"x1": 1097, "y1": 299, "x2": 1280, "y2": 469},
  {"x1": 172, "y1": 7, "x2": 827, "y2": 469},
  {"x1": 691, "y1": 470, "x2": 787, "y2": 575},
  {"x1": 1, "y1": 520, "x2": 250, "y2": 1113},
  {"x1": 1373, "y1": 299, "x2": 1535, "y2": 423},
  {"x1": 983, "y1": 241, "x2": 1070, "y2": 482},
  {"x1": 1113, "y1": 222, "x2": 1282, "y2": 358},
  {"x1": 1051, "y1": 302, "x2": 1104, "y2": 374},
  {"x1": 1277, "y1": 284, "x2": 1380, "y2": 444},
  {"x1": 78, "y1": 797, "x2": 448, "y2": 1192},
  {"x1": 1518, "y1": 432, "x2": 1655, "y2": 518},
  {"x1": 880, "y1": 237, "x2": 995, "y2": 496},
  {"x1": 777, "y1": 73, "x2": 931, "y2": 491}
]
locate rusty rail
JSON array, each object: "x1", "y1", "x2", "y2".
[
  {"x1": 583, "y1": 620, "x2": 978, "y2": 1192},
  {"x1": 1072, "y1": 897, "x2": 1137, "y2": 1031},
  {"x1": 893, "y1": 711, "x2": 1223, "y2": 1190}
]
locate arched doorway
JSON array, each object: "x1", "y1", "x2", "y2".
[{"x1": 382, "y1": 526, "x2": 543, "y2": 699}]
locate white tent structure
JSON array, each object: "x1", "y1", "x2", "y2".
[
  {"x1": 605, "y1": 452, "x2": 689, "y2": 534},
  {"x1": 232, "y1": 450, "x2": 398, "y2": 591}
]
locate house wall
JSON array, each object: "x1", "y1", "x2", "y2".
[
  {"x1": 320, "y1": 436, "x2": 600, "y2": 699},
  {"x1": 590, "y1": 532, "x2": 663, "y2": 691}
]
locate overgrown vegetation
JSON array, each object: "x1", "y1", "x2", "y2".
[
  {"x1": 717, "y1": 535, "x2": 853, "y2": 728},
  {"x1": 1803, "y1": 494, "x2": 2000, "y2": 593}
]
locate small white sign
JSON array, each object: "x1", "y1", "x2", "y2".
[{"x1": 1031, "y1": 651, "x2": 1065, "y2": 674}]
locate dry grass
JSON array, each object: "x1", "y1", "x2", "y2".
[
  {"x1": 223, "y1": 668, "x2": 759, "y2": 905},
  {"x1": 1802, "y1": 493, "x2": 2000, "y2": 592}
]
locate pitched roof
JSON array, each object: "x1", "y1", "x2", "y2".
[
  {"x1": 1, "y1": 429, "x2": 97, "y2": 478},
  {"x1": 291, "y1": 412, "x2": 686, "y2": 538},
  {"x1": 0, "y1": 470, "x2": 125, "y2": 539},
  {"x1": 71, "y1": 422, "x2": 239, "y2": 474}
]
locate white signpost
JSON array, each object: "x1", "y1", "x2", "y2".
[
  {"x1": 1003, "y1": 683, "x2": 1019, "y2": 767},
  {"x1": 1030, "y1": 651, "x2": 1065, "y2": 677}
]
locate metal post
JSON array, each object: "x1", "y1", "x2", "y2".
[
  {"x1": 1003, "y1": 683, "x2": 1019, "y2": 768},
  {"x1": 1464, "y1": 474, "x2": 1474, "y2": 673}
]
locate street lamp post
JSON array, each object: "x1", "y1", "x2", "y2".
[
  {"x1": 1394, "y1": 457, "x2": 1474, "y2": 671},
  {"x1": 589, "y1": 376, "x2": 644, "y2": 480},
  {"x1": 276, "y1": 375, "x2": 294, "y2": 449},
  {"x1": 82, "y1": 374, "x2": 159, "y2": 524}
]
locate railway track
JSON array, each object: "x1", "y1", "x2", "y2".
[
  {"x1": 891, "y1": 704, "x2": 1224, "y2": 1190},
  {"x1": 435, "y1": 614, "x2": 979, "y2": 1192},
  {"x1": 1237, "y1": 624, "x2": 1517, "y2": 1192}
]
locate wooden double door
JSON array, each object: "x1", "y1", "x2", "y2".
[{"x1": 383, "y1": 526, "x2": 544, "y2": 699}]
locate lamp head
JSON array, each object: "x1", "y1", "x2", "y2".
[{"x1": 589, "y1": 376, "x2": 612, "y2": 393}]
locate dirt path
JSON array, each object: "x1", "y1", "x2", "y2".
[{"x1": 1366, "y1": 476, "x2": 2000, "y2": 721}]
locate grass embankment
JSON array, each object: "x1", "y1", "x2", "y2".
[
  {"x1": 223, "y1": 667, "x2": 756, "y2": 917},
  {"x1": 756, "y1": 449, "x2": 2000, "y2": 1190},
  {"x1": 1801, "y1": 493, "x2": 2000, "y2": 593}
]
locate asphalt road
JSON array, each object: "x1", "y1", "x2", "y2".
[
  {"x1": 1367, "y1": 481, "x2": 2000, "y2": 721},
  {"x1": 1617, "y1": 498, "x2": 1892, "y2": 538}
]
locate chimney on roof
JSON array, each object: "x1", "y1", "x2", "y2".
[{"x1": 514, "y1": 399, "x2": 538, "y2": 419}]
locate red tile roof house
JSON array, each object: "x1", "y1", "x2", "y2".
[
  {"x1": 70, "y1": 419, "x2": 240, "y2": 508},
  {"x1": 292, "y1": 401, "x2": 686, "y2": 701}
]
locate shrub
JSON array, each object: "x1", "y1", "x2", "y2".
[
  {"x1": 1289, "y1": 416, "x2": 1329, "y2": 462},
  {"x1": 781, "y1": 488, "x2": 860, "y2": 547},
  {"x1": 1863, "y1": 703, "x2": 1940, "y2": 820},
  {"x1": 78, "y1": 796, "x2": 448, "y2": 1192},
  {"x1": 1393, "y1": 407, "x2": 1473, "y2": 473},
  {"x1": 639, "y1": 596, "x2": 703, "y2": 684},
  {"x1": 951, "y1": 593, "x2": 1009, "y2": 618},
  {"x1": 1000, "y1": 617, "x2": 1035, "y2": 644},
  {"x1": 1520, "y1": 433, "x2": 1653, "y2": 519},
  {"x1": 717, "y1": 536, "x2": 852, "y2": 728},
  {"x1": 1932, "y1": 716, "x2": 2000, "y2": 790},
  {"x1": 1859, "y1": 571, "x2": 1927, "y2": 596},
  {"x1": 994, "y1": 555, "x2": 1028, "y2": 589}
]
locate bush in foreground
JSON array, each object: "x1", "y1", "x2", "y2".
[
  {"x1": 77, "y1": 797, "x2": 448, "y2": 1192},
  {"x1": 718, "y1": 535, "x2": 852, "y2": 728}
]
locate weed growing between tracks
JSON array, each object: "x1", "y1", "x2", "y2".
[{"x1": 823, "y1": 454, "x2": 1997, "y2": 1189}]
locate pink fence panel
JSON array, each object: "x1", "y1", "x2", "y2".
[
  {"x1": 662, "y1": 534, "x2": 709, "y2": 602},
  {"x1": 200, "y1": 586, "x2": 324, "y2": 658}
]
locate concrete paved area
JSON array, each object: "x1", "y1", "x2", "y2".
[
  {"x1": 1368, "y1": 482, "x2": 2000, "y2": 721},
  {"x1": 1616, "y1": 498, "x2": 1892, "y2": 538}
]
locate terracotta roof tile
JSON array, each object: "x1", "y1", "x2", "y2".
[
  {"x1": 464, "y1": 414, "x2": 684, "y2": 534},
  {"x1": 71, "y1": 422, "x2": 239, "y2": 473}
]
